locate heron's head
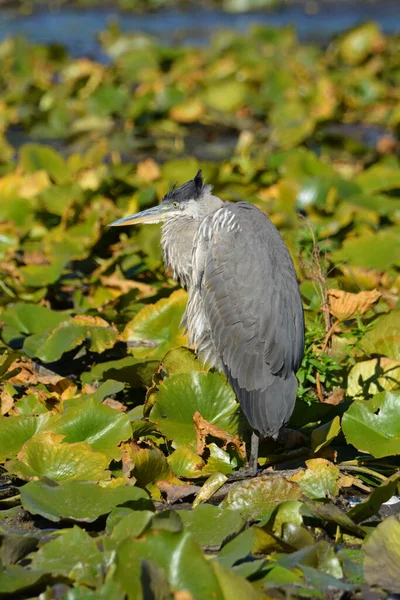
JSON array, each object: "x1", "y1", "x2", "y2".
[{"x1": 109, "y1": 170, "x2": 221, "y2": 228}]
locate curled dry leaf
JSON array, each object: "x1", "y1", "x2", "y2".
[
  {"x1": 323, "y1": 388, "x2": 345, "y2": 406},
  {"x1": 193, "y1": 411, "x2": 246, "y2": 463},
  {"x1": 327, "y1": 288, "x2": 381, "y2": 321},
  {"x1": 1, "y1": 392, "x2": 14, "y2": 415},
  {"x1": 102, "y1": 398, "x2": 127, "y2": 412},
  {"x1": 7, "y1": 358, "x2": 66, "y2": 387}
]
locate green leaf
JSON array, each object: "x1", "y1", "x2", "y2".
[
  {"x1": 180, "y1": 504, "x2": 245, "y2": 548},
  {"x1": 342, "y1": 390, "x2": 400, "y2": 457},
  {"x1": 355, "y1": 163, "x2": 400, "y2": 193},
  {"x1": 113, "y1": 529, "x2": 224, "y2": 600},
  {"x1": 277, "y1": 540, "x2": 343, "y2": 579},
  {"x1": 20, "y1": 258, "x2": 69, "y2": 288},
  {"x1": 110, "y1": 510, "x2": 154, "y2": 543},
  {"x1": 30, "y1": 526, "x2": 106, "y2": 585},
  {"x1": 202, "y1": 80, "x2": 247, "y2": 112},
  {"x1": 0, "y1": 565, "x2": 49, "y2": 596},
  {"x1": 20, "y1": 480, "x2": 151, "y2": 522},
  {"x1": 211, "y1": 560, "x2": 261, "y2": 600},
  {"x1": 24, "y1": 315, "x2": 118, "y2": 363},
  {"x1": 311, "y1": 416, "x2": 341, "y2": 452},
  {"x1": 162, "y1": 346, "x2": 207, "y2": 376},
  {"x1": 361, "y1": 310, "x2": 400, "y2": 359},
  {"x1": 5, "y1": 432, "x2": 109, "y2": 482},
  {"x1": 150, "y1": 372, "x2": 240, "y2": 446},
  {"x1": 19, "y1": 143, "x2": 71, "y2": 184},
  {"x1": 364, "y1": 516, "x2": 400, "y2": 593},
  {"x1": 168, "y1": 445, "x2": 206, "y2": 478},
  {"x1": 348, "y1": 473, "x2": 400, "y2": 523},
  {"x1": 123, "y1": 290, "x2": 188, "y2": 360},
  {"x1": 338, "y1": 23, "x2": 386, "y2": 66},
  {"x1": 0, "y1": 303, "x2": 69, "y2": 336},
  {"x1": 221, "y1": 476, "x2": 301, "y2": 520},
  {"x1": 50, "y1": 398, "x2": 132, "y2": 460},
  {"x1": 0, "y1": 414, "x2": 52, "y2": 462},
  {"x1": 347, "y1": 357, "x2": 400, "y2": 398},
  {"x1": 331, "y1": 230, "x2": 400, "y2": 271},
  {"x1": 290, "y1": 459, "x2": 350, "y2": 500}
]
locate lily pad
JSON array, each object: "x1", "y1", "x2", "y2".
[
  {"x1": 0, "y1": 414, "x2": 52, "y2": 462},
  {"x1": 24, "y1": 315, "x2": 119, "y2": 362},
  {"x1": 50, "y1": 398, "x2": 132, "y2": 460},
  {"x1": 364, "y1": 516, "x2": 400, "y2": 593},
  {"x1": 123, "y1": 290, "x2": 188, "y2": 360},
  {"x1": 150, "y1": 372, "x2": 240, "y2": 447},
  {"x1": 180, "y1": 504, "x2": 244, "y2": 548},
  {"x1": 361, "y1": 310, "x2": 400, "y2": 359},
  {"x1": 20, "y1": 480, "x2": 151, "y2": 522},
  {"x1": 221, "y1": 476, "x2": 301, "y2": 520},
  {"x1": 5, "y1": 432, "x2": 109, "y2": 482},
  {"x1": 342, "y1": 390, "x2": 400, "y2": 457},
  {"x1": 29, "y1": 526, "x2": 107, "y2": 585}
]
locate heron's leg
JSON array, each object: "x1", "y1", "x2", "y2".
[
  {"x1": 227, "y1": 431, "x2": 259, "y2": 481},
  {"x1": 248, "y1": 431, "x2": 259, "y2": 474}
]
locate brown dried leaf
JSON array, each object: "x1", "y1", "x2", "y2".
[
  {"x1": 193, "y1": 411, "x2": 246, "y2": 462},
  {"x1": 323, "y1": 388, "x2": 345, "y2": 406},
  {"x1": 157, "y1": 481, "x2": 200, "y2": 504},
  {"x1": 137, "y1": 158, "x2": 160, "y2": 182},
  {"x1": 100, "y1": 273, "x2": 156, "y2": 297},
  {"x1": 1, "y1": 392, "x2": 14, "y2": 415},
  {"x1": 7, "y1": 359, "x2": 66, "y2": 388},
  {"x1": 327, "y1": 288, "x2": 381, "y2": 321},
  {"x1": 103, "y1": 398, "x2": 127, "y2": 412}
]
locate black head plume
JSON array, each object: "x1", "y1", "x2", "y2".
[{"x1": 162, "y1": 170, "x2": 206, "y2": 205}]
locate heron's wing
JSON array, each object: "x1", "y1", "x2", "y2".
[{"x1": 195, "y1": 202, "x2": 304, "y2": 437}]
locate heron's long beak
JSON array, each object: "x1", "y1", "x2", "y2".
[{"x1": 109, "y1": 204, "x2": 177, "y2": 227}]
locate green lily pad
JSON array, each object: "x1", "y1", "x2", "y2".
[
  {"x1": 0, "y1": 565, "x2": 49, "y2": 597},
  {"x1": 168, "y1": 445, "x2": 206, "y2": 478},
  {"x1": 50, "y1": 398, "x2": 132, "y2": 461},
  {"x1": 364, "y1": 516, "x2": 400, "y2": 593},
  {"x1": 180, "y1": 504, "x2": 245, "y2": 548},
  {"x1": 113, "y1": 528, "x2": 224, "y2": 600},
  {"x1": 361, "y1": 310, "x2": 400, "y2": 359},
  {"x1": 20, "y1": 480, "x2": 151, "y2": 522},
  {"x1": 290, "y1": 459, "x2": 350, "y2": 500},
  {"x1": 29, "y1": 526, "x2": 107, "y2": 586},
  {"x1": 123, "y1": 290, "x2": 188, "y2": 360},
  {"x1": 221, "y1": 476, "x2": 301, "y2": 520},
  {"x1": 110, "y1": 510, "x2": 154, "y2": 543},
  {"x1": 347, "y1": 357, "x2": 400, "y2": 398},
  {"x1": 338, "y1": 23, "x2": 386, "y2": 66},
  {"x1": 331, "y1": 230, "x2": 400, "y2": 271},
  {"x1": 19, "y1": 143, "x2": 71, "y2": 184},
  {"x1": 211, "y1": 560, "x2": 261, "y2": 600},
  {"x1": 342, "y1": 390, "x2": 400, "y2": 458},
  {"x1": 24, "y1": 315, "x2": 118, "y2": 362},
  {"x1": 348, "y1": 473, "x2": 400, "y2": 523},
  {"x1": 0, "y1": 303, "x2": 69, "y2": 336},
  {"x1": 0, "y1": 414, "x2": 52, "y2": 462},
  {"x1": 5, "y1": 432, "x2": 109, "y2": 482},
  {"x1": 150, "y1": 372, "x2": 240, "y2": 446},
  {"x1": 202, "y1": 80, "x2": 247, "y2": 112}
]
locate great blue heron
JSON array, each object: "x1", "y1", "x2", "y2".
[{"x1": 110, "y1": 170, "x2": 304, "y2": 475}]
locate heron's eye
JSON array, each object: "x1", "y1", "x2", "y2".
[{"x1": 172, "y1": 201, "x2": 179, "y2": 208}]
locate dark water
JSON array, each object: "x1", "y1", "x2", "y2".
[{"x1": 0, "y1": 2, "x2": 399, "y2": 61}]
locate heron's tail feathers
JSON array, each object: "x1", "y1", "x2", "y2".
[{"x1": 229, "y1": 373, "x2": 298, "y2": 439}]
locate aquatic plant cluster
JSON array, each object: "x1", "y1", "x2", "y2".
[{"x1": 0, "y1": 19, "x2": 399, "y2": 599}]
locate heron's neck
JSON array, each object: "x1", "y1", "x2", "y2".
[{"x1": 161, "y1": 216, "x2": 200, "y2": 288}]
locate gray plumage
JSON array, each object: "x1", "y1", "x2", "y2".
[{"x1": 110, "y1": 170, "x2": 304, "y2": 441}]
